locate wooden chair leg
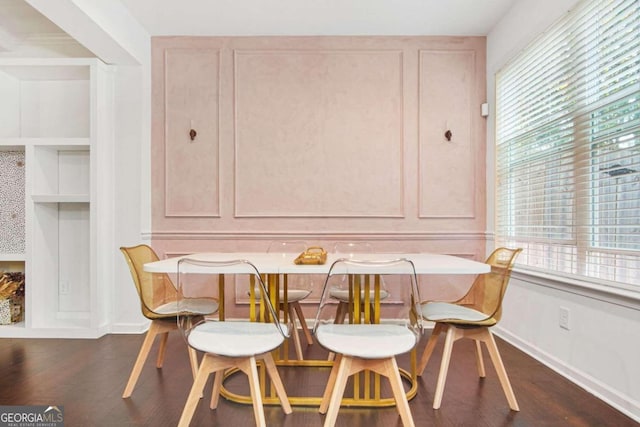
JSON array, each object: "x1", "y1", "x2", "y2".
[
  {"x1": 322, "y1": 356, "x2": 416, "y2": 426},
  {"x1": 293, "y1": 301, "x2": 313, "y2": 345},
  {"x1": 241, "y1": 357, "x2": 267, "y2": 427},
  {"x1": 417, "y1": 322, "x2": 446, "y2": 376},
  {"x1": 319, "y1": 354, "x2": 342, "y2": 414},
  {"x1": 474, "y1": 339, "x2": 486, "y2": 378},
  {"x1": 262, "y1": 352, "x2": 293, "y2": 414},
  {"x1": 482, "y1": 329, "x2": 519, "y2": 411},
  {"x1": 327, "y1": 304, "x2": 348, "y2": 362},
  {"x1": 210, "y1": 370, "x2": 224, "y2": 409},
  {"x1": 433, "y1": 326, "x2": 461, "y2": 409},
  {"x1": 382, "y1": 357, "x2": 415, "y2": 427},
  {"x1": 179, "y1": 349, "x2": 292, "y2": 426},
  {"x1": 188, "y1": 347, "x2": 199, "y2": 380},
  {"x1": 288, "y1": 305, "x2": 304, "y2": 360},
  {"x1": 335, "y1": 302, "x2": 348, "y2": 324},
  {"x1": 156, "y1": 332, "x2": 169, "y2": 367},
  {"x1": 123, "y1": 320, "x2": 173, "y2": 398},
  {"x1": 178, "y1": 355, "x2": 216, "y2": 427},
  {"x1": 322, "y1": 355, "x2": 353, "y2": 427}
]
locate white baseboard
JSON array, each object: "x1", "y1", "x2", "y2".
[
  {"x1": 110, "y1": 321, "x2": 150, "y2": 334},
  {"x1": 0, "y1": 327, "x2": 109, "y2": 339},
  {"x1": 494, "y1": 326, "x2": 640, "y2": 423}
]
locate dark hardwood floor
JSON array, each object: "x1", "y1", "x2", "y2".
[{"x1": 0, "y1": 331, "x2": 635, "y2": 426}]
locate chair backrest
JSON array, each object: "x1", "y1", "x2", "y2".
[
  {"x1": 332, "y1": 241, "x2": 390, "y2": 292},
  {"x1": 333, "y1": 241, "x2": 373, "y2": 257},
  {"x1": 120, "y1": 244, "x2": 177, "y2": 319},
  {"x1": 267, "y1": 240, "x2": 312, "y2": 291},
  {"x1": 267, "y1": 240, "x2": 307, "y2": 255},
  {"x1": 176, "y1": 258, "x2": 290, "y2": 342},
  {"x1": 466, "y1": 247, "x2": 522, "y2": 322},
  {"x1": 314, "y1": 258, "x2": 423, "y2": 336}
]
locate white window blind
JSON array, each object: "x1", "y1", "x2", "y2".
[{"x1": 496, "y1": 0, "x2": 640, "y2": 289}]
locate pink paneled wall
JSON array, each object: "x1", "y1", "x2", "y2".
[{"x1": 151, "y1": 36, "x2": 487, "y2": 312}]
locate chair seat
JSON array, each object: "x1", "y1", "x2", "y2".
[
  {"x1": 421, "y1": 301, "x2": 496, "y2": 326},
  {"x1": 151, "y1": 298, "x2": 219, "y2": 317},
  {"x1": 188, "y1": 321, "x2": 285, "y2": 357},
  {"x1": 253, "y1": 288, "x2": 311, "y2": 303},
  {"x1": 316, "y1": 324, "x2": 416, "y2": 359},
  {"x1": 329, "y1": 288, "x2": 390, "y2": 302},
  {"x1": 283, "y1": 289, "x2": 311, "y2": 302}
]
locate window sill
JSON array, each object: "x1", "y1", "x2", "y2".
[{"x1": 511, "y1": 267, "x2": 640, "y2": 310}]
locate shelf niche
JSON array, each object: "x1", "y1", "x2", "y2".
[{"x1": 0, "y1": 150, "x2": 25, "y2": 256}]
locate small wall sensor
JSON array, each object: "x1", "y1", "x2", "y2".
[{"x1": 481, "y1": 103, "x2": 489, "y2": 117}]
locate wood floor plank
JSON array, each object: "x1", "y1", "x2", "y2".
[{"x1": 0, "y1": 333, "x2": 636, "y2": 426}]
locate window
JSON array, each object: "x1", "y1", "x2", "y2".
[{"x1": 496, "y1": 0, "x2": 639, "y2": 289}]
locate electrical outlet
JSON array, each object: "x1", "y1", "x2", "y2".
[
  {"x1": 59, "y1": 280, "x2": 70, "y2": 295},
  {"x1": 559, "y1": 306, "x2": 570, "y2": 330}
]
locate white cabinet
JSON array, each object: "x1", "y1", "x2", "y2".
[{"x1": 0, "y1": 58, "x2": 114, "y2": 338}]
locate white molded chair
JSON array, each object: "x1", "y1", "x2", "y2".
[
  {"x1": 314, "y1": 258, "x2": 423, "y2": 427},
  {"x1": 417, "y1": 247, "x2": 522, "y2": 411},
  {"x1": 266, "y1": 240, "x2": 314, "y2": 360},
  {"x1": 176, "y1": 258, "x2": 292, "y2": 427},
  {"x1": 329, "y1": 242, "x2": 389, "y2": 324}
]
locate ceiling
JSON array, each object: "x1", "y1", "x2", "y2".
[
  {"x1": 0, "y1": 0, "x2": 518, "y2": 58},
  {"x1": 117, "y1": 0, "x2": 518, "y2": 36},
  {"x1": 0, "y1": 0, "x2": 90, "y2": 56},
  {"x1": 0, "y1": 0, "x2": 54, "y2": 51}
]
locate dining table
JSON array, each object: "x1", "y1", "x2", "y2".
[
  {"x1": 144, "y1": 251, "x2": 490, "y2": 407},
  {"x1": 144, "y1": 251, "x2": 490, "y2": 276}
]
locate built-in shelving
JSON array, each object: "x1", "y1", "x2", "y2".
[{"x1": 0, "y1": 58, "x2": 113, "y2": 338}]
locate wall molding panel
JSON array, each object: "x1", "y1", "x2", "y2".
[
  {"x1": 233, "y1": 49, "x2": 404, "y2": 217},
  {"x1": 418, "y1": 49, "x2": 481, "y2": 219},
  {"x1": 151, "y1": 36, "x2": 487, "y2": 271},
  {"x1": 162, "y1": 47, "x2": 221, "y2": 218}
]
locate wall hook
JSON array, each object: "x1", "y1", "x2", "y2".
[
  {"x1": 444, "y1": 130, "x2": 452, "y2": 141},
  {"x1": 189, "y1": 129, "x2": 197, "y2": 141}
]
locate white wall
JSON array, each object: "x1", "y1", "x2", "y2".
[
  {"x1": 487, "y1": 0, "x2": 640, "y2": 422},
  {"x1": 111, "y1": 64, "x2": 152, "y2": 332},
  {"x1": 36, "y1": 0, "x2": 155, "y2": 331},
  {"x1": 108, "y1": 37, "x2": 152, "y2": 332}
]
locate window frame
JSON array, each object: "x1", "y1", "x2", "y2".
[{"x1": 494, "y1": 0, "x2": 640, "y2": 295}]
